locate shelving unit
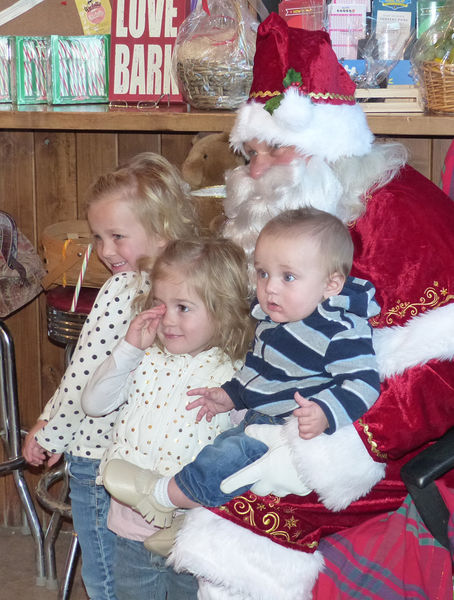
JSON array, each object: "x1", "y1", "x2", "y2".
[{"x1": 1, "y1": 104, "x2": 454, "y2": 136}]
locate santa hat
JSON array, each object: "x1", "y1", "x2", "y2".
[{"x1": 230, "y1": 13, "x2": 374, "y2": 163}]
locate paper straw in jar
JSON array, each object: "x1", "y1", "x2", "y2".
[{"x1": 70, "y1": 243, "x2": 92, "y2": 312}]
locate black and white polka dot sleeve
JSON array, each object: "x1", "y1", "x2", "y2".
[{"x1": 36, "y1": 271, "x2": 150, "y2": 455}]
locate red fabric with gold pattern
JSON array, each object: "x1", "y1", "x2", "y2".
[
  {"x1": 208, "y1": 164, "x2": 454, "y2": 552},
  {"x1": 213, "y1": 480, "x2": 406, "y2": 553},
  {"x1": 249, "y1": 13, "x2": 356, "y2": 106}
]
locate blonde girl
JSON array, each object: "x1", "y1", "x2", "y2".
[
  {"x1": 23, "y1": 153, "x2": 199, "y2": 600},
  {"x1": 81, "y1": 238, "x2": 253, "y2": 600}
]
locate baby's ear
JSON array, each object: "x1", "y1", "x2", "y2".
[{"x1": 323, "y1": 272, "x2": 345, "y2": 298}]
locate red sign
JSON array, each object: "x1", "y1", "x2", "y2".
[{"x1": 109, "y1": 0, "x2": 191, "y2": 103}]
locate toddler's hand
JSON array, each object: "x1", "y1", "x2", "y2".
[
  {"x1": 293, "y1": 392, "x2": 329, "y2": 439},
  {"x1": 186, "y1": 387, "x2": 234, "y2": 422},
  {"x1": 23, "y1": 420, "x2": 47, "y2": 466},
  {"x1": 125, "y1": 304, "x2": 166, "y2": 350},
  {"x1": 23, "y1": 420, "x2": 62, "y2": 467}
]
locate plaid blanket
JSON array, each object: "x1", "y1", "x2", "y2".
[{"x1": 313, "y1": 482, "x2": 454, "y2": 599}]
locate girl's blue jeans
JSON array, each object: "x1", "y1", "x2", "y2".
[
  {"x1": 114, "y1": 535, "x2": 198, "y2": 600},
  {"x1": 174, "y1": 410, "x2": 285, "y2": 506},
  {"x1": 66, "y1": 454, "x2": 117, "y2": 600}
]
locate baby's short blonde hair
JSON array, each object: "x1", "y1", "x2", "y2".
[
  {"x1": 147, "y1": 238, "x2": 254, "y2": 363},
  {"x1": 258, "y1": 207, "x2": 354, "y2": 279}
]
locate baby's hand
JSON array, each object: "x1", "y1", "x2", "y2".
[
  {"x1": 125, "y1": 304, "x2": 166, "y2": 350},
  {"x1": 293, "y1": 392, "x2": 329, "y2": 439},
  {"x1": 186, "y1": 387, "x2": 234, "y2": 423}
]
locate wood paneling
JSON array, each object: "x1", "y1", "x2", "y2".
[
  {"x1": 76, "y1": 133, "x2": 118, "y2": 217},
  {"x1": 1, "y1": 114, "x2": 452, "y2": 526}
]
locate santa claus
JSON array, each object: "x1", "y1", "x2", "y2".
[{"x1": 167, "y1": 13, "x2": 454, "y2": 600}]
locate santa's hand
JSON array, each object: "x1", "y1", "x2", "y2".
[{"x1": 220, "y1": 424, "x2": 312, "y2": 497}]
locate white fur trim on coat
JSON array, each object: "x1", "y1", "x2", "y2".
[
  {"x1": 373, "y1": 303, "x2": 454, "y2": 380},
  {"x1": 230, "y1": 90, "x2": 374, "y2": 162},
  {"x1": 169, "y1": 508, "x2": 325, "y2": 600},
  {"x1": 283, "y1": 418, "x2": 385, "y2": 511}
]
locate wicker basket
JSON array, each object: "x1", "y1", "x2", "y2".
[
  {"x1": 175, "y1": 1, "x2": 254, "y2": 110},
  {"x1": 176, "y1": 59, "x2": 253, "y2": 110},
  {"x1": 41, "y1": 220, "x2": 111, "y2": 290},
  {"x1": 422, "y1": 60, "x2": 454, "y2": 113}
]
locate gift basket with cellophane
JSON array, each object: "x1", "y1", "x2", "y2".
[
  {"x1": 411, "y1": 0, "x2": 454, "y2": 113},
  {"x1": 173, "y1": 0, "x2": 259, "y2": 110}
]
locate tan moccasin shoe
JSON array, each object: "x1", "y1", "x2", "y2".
[{"x1": 103, "y1": 459, "x2": 174, "y2": 528}]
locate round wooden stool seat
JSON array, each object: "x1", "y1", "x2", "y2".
[{"x1": 46, "y1": 286, "x2": 98, "y2": 346}]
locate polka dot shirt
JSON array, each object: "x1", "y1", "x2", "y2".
[{"x1": 36, "y1": 272, "x2": 150, "y2": 459}]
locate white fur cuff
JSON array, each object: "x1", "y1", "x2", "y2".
[
  {"x1": 169, "y1": 508, "x2": 325, "y2": 600},
  {"x1": 284, "y1": 419, "x2": 385, "y2": 511}
]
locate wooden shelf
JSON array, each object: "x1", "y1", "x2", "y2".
[
  {"x1": 0, "y1": 104, "x2": 236, "y2": 132},
  {"x1": 1, "y1": 103, "x2": 454, "y2": 136}
]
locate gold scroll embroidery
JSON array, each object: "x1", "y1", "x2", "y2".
[
  {"x1": 220, "y1": 494, "x2": 319, "y2": 549},
  {"x1": 370, "y1": 281, "x2": 454, "y2": 327}
]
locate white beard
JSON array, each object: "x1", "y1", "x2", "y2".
[{"x1": 223, "y1": 156, "x2": 344, "y2": 286}]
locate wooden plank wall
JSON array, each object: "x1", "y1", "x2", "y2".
[{"x1": 0, "y1": 131, "x2": 452, "y2": 527}]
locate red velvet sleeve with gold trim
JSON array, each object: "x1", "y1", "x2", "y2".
[{"x1": 350, "y1": 165, "x2": 454, "y2": 460}]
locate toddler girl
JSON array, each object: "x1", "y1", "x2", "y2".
[
  {"x1": 81, "y1": 238, "x2": 253, "y2": 600},
  {"x1": 23, "y1": 152, "x2": 199, "y2": 600}
]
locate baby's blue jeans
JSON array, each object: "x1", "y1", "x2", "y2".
[{"x1": 174, "y1": 410, "x2": 285, "y2": 506}]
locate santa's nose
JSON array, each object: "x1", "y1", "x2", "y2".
[{"x1": 249, "y1": 153, "x2": 275, "y2": 179}]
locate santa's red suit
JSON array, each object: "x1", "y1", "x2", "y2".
[
  {"x1": 168, "y1": 13, "x2": 454, "y2": 600},
  {"x1": 169, "y1": 162, "x2": 454, "y2": 600}
]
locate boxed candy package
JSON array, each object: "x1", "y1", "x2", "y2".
[
  {"x1": 47, "y1": 35, "x2": 110, "y2": 104},
  {"x1": 0, "y1": 36, "x2": 12, "y2": 103},
  {"x1": 13, "y1": 36, "x2": 48, "y2": 104}
]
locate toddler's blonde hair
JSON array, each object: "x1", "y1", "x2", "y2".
[
  {"x1": 86, "y1": 152, "x2": 200, "y2": 242},
  {"x1": 147, "y1": 238, "x2": 254, "y2": 363},
  {"x1": 258, "y1": 207, "x2": 354, "y2": 279}
]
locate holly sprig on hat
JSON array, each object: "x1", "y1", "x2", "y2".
[{"x1": 264, "y1": 68, "x2": 302, "y2": 114}]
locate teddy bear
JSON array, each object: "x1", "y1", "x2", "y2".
[
  {"x1": 181, "y1": 132, "x2": 245, "y2": 189},
  {"x1": 181, "y1": 132, "x2": 245, "y2": 232}
]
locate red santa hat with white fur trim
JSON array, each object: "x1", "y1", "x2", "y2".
[{"x1": 230, "y1": 13, "x2": 374, "y2": 163}]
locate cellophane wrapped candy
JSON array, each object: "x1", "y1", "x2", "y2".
[{"x1": 411, "y1": 0, "x2": 454, "y2": 113}]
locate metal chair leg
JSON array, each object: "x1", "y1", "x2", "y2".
[
  {"x1": 13, "y1": 469, "x2": 46, "y2": 585},
  {"x1": 0, "y1": 321, "x2": 46, "y2": 585},
  {"x1": 59, "y1": 531, "x2": 80, "y2": 600},
  {"x1": 36, "y1": 461, "x2": 80, "y2": 599}
]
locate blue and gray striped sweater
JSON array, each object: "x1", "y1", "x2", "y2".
[{"x1": 222, "y1": 277, "x2": 381, "y2": 434}]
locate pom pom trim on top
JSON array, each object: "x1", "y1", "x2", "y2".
[{"x1": 230, "y1": 90, "x2": 374, "y2": 163}]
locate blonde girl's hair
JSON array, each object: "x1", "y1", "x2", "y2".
[
  {"x1": 146, "y1": 238, "x2": 254, "y2": 363},
  {"x1": 259, "y1": 207, "x2": 354, "y2": 279},
  {"x1": 86, "y1": 152, "x2": 200, "y2": 244}
]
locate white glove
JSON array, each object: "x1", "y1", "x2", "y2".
[{"x1": 220, "y1": 424, "x2": 312, "y2": 497}]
